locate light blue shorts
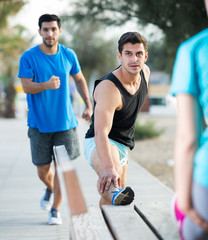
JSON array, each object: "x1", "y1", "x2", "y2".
[{"x1": 83, "y1": 137, "x2": 129, "y2": 169}]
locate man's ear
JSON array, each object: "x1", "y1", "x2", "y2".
[
  {"x1": 144, "y1": 52, "x2": 148, "y2": 63},
  {"x1": 117, "y1": 51, "x2": 122, "y2": 63}
]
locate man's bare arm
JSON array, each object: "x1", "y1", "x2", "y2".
[
  {"x1": 94, "y1": 80, "x2": 122, "y2": 193},
  {"x1": 143, "y1": 64, "x2": 150, "y2": 85},
  {"x1": 21, "y1": 76, "x2": 60, "y2": 94},
  {"x1": 72, "y1": 71, "x2": 92, "y2": 120}
]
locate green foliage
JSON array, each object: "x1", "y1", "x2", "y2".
[
  {"x1": 0, "y1": 1, "x2": 31, "y2": 86},
  {"x1": 0, "y1": 0, "x2": 31, "y2": 118},
  {"x1": 134, "y1": 119, "x2": 163, "y2": 140},
  {"x1": 147, "y1": 41, "x2": 167, "y2": 73},
  {"x1": 0, "y1": 0, "x2": 25, "y2": 29},
  {"x1": 69, "y1": 0, "x2": 208, "y2": 74}
]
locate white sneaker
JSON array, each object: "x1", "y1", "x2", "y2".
[
  {"x1": 40, "y1": 188, "x2": 53, "y2": 211},
  {"x1": 48, "y1": 208, "x2": 62, "y2": 225}
]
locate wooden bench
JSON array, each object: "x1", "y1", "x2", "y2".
[{"x1": 54, "y1": 145, "x2": 180, "y2": 240}]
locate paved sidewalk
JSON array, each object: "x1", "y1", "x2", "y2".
[
  {"x1": 0, "y1": 117, "x2": 176, "y2": 239},
  {"x1": 0, "y1": 118, "x2": 64, "y2": 239}
]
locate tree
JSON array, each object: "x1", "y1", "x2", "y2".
[
  {"x1": 0, "y1": 0, "x2": 31, "y2": 118},
  {"x1": 60, "y1": 19, "x2": 118, "y2": 82},
  {"x1": 69, "y1": 0, "x2": 208, "y2": 73},
  {"x1": 0, "y1": 0, "x2": 24, "y2": 29}
]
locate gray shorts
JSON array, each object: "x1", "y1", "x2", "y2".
[
  {"x1": 182, "y1": 181, "x2": 208, "y2": 240},
  {"x1": 28, "y1": 127, "x2": 80, "y2": 166}
]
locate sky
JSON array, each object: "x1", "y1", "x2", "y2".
[
  {"x1": 10, "y1": 0, "x2": 71, "y2": 43},
  {"x1": 10, "y1": 0, "x2": 163, "y2": 44}
]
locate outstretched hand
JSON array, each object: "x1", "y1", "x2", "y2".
[{"x1": 98, "y1": 168, "x2": 121, "y2": 194}]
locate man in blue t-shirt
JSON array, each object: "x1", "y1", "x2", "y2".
[{"x1": 18, "y1": 14, "x2": 92, "y2": 225}]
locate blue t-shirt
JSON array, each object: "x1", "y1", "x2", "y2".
[
  {"x1": 170, "y1": 28, "x2": 208, "y2": 187},
  {"x1": 18, "y1": 44, "x2": 81, "y2": 132}
]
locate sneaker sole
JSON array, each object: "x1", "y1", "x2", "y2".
[
  {"x1": 41, "y1": 206, "x2": 51, "y2": 211},
  {"x1": 48, "y1": 217, "x2": 62, "y2": 225},
  {"x1": 113, "y1": 186, "x2": 135, "y2": 205},
  {"x1": 40, "y1": 201, "x2": 52, "y2": 211}
]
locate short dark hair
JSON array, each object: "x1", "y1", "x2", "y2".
[
  {"x1": 118, "y1": 32, "x2": 148, "y2": 53},
  {"x1": 38, "y1": 14, "x2": 61, "y2": 29}
]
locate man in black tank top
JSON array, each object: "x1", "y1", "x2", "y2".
[{"x1": 84, "y1": 32, "x2": 150, "y2": 207}]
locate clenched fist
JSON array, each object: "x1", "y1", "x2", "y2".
[{"x1": 47, "y1": 76, "x2": 60, "y2": 89}]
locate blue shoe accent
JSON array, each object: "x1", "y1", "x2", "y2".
[
  {"x1": 111, "y1": 186, "x2": 135, "y2": 205},
  {"x1": 111, "y1": 187, "x2": 121, "y2": 204}
]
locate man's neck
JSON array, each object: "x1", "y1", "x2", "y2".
[
  {"x1": 115, "y1": 66, "x2": 141, "y2": 85},
  {"x1": 39, "y1": 43, "x2": 58, "y2": 55},
  {"x1": 113, "y1": 66, "x2": 142, "y2": 95}
]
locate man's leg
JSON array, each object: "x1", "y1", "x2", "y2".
[
  {"x1": 37, "y1": 164, "x2": 54, "y2": 212},
  {"x1": 52, "y1": 161, "x2": 62, "y2": 210},
  {"x1": 37, "y1": 162, "x2": 62, "y2": 211},
  {"x1": 91, "y1": 144, "x2": 128, "y2": 207},
  {"x1": 46, "y1": 162, "x2": 63, "y2": 225},
  {"x1": 29, "y1": 127, "x2": 54, "y2": 199},
  {"x1": 37, "y1": 164, "x2": 54, "y2": 190},
  {"x1": 38, "y1": 162, "x2": 62, "y2": 225}
]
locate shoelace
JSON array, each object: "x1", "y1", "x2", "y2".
[{"x1": 51, "y1": 208, "x2": 58, "y2": 218}]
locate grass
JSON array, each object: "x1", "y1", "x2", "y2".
[{"x1": 134, "y1": 119, "x2": 164, "y2": 140}]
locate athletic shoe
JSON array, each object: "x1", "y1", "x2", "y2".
[
  {"x1": 111, "y1": 186, "x2": 135, "y2": 205},
  {"x1": 48, "y1": 207, "x2": 62, "y2": 225},
  {"x1": 40, "y1": 188, "x2": 53, "y2": 211},
  {"x1": 171, "y1": 195, "x2": 185, "y2": 240}
]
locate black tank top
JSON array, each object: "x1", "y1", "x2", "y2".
[{"x1": 85, "y1": 69, "x2": 148, "y2": 150}]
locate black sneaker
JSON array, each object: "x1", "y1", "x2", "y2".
[{"x1": 111, "y1": 186, "x2": 135, "y2": 205}]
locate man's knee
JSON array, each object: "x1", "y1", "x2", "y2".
[{"x1": 37, "y1": 164, "x2": 51, "y2": 178}]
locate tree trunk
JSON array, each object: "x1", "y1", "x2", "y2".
[{"x1": 4, "y1": 82, "x2": 16, "y2": 118}]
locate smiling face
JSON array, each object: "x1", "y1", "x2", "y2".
[
  {"x1": 38, "y1": 21, "x2": 62, "y2": 48},
  {"x1": 118, "y1": 42, "x2": 148, "y2": 75}
]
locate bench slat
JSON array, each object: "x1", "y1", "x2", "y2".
[
  {"x1": 72, "y1": 207, "x2": 114, "y2": 240},
  {"x1": 135, "y1": 202, "x2": 180, "y2": 240},
  {"x1": 102, "y1": 205, "x2": 158, "y2": 240},
  {"x1": 54, "y1": 146, "x2": 88, "y2": 216},
  {"x1": 54, "y1": 145, "x2": 114, "y2": 240}
]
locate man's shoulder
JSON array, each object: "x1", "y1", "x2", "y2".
[
  {"x1": 95, "y1": 77, "x2": 120, "y2": 99},
  {"x1": 142, "y1": 65, "x2": 150, "y2": 85},
  {"x1": 21, "y1": 45, "x2": 39, "y2": 58},
  {"x1": 142, "y1": 65, "x2": 150, "y2": 75},
  {"x1": 59, "y1": 44, "x2": 77, "y2": 56},
  {"x1": 94, "y1": 78, "x2": 122, "y2": 108}
]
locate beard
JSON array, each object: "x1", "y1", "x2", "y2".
[
  {"x1": 43, "y1": 38, "x2": 57, "y2": 48},
  {"x1": 124, "y1": 63, "x2": 142, "y2": 75}
]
